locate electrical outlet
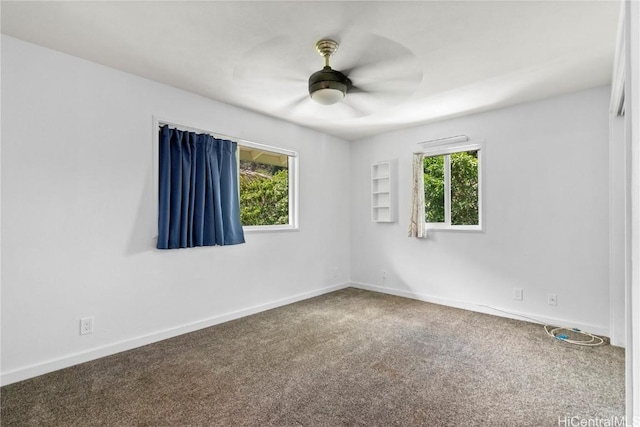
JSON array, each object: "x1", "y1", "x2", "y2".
[
  {"x1": 80, "y1": 317, "x2": 94, "y2": 335},
  {"x1": 548, "y1": 294, "x2": 558, "y2": 306},
  {"x1": 513, "y1": 288, "x2": 523, "y2": 301},
  {"x1": 333, "y1": 267, "x2": 339, "y2": 278},
  {"x1": 382, "y1": 270, "x2": 387, "y2": 286}
]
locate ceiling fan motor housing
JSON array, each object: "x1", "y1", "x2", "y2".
[{"x1": 308, "y1": 66, "x2": 352, "y2": 100}]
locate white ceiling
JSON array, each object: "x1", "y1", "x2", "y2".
[{"x1": 1, "y1": 1, "x2": 621, "y2": 141}]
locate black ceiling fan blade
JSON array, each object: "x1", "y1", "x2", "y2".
[
  {"x1": 342, "y1": 98, "x2": 372, "y2": 117},
  {"x1": 348, "y1": 68, "x2": 421, "y2": 95},
  {"x1": 276, "y1": 93, "x2": 310, "y2": 113},
  {"x1": 346, "y1": 61, "x2": 422, "y2": 88},
  {"x1": 233, "y1": 35, "x2": 315, "y2": 85},
  {"x1": 343, "y1": 92, "x2": 386, "y2": 116},
  {"x1": 344, "y1": 74, "x2": 421, "y2": 116},
  {"x1": 341, "y1": 53, "x2": 415, "y2": 80},
  {"x1": 348, "y1": 84, "x2": 367, "y2": 94},
  {"x1": 334, "y1": 32, "x2": 420, "y2": 78},
  {"x1": 329, "y1": 101, "x2": 365, "y2": 119},
  {"x1": 331, "y1": 32, "x2": 387, "y2": 70},
  {"x1": 351, "y1": 77, "x2": 422, "y2": 95}
]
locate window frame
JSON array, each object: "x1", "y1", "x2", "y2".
[
  {"x1": 152, "y1": 117, "x2": 299, "y2": 239},
  {"x1": 236, "y1": 140, "x2": 299, "y2": 233},
  {"x1": 419, "y1": 140, "x2": 484, "y2": 232}
]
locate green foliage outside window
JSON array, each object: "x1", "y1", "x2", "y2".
[
  {"x1": 423, "y1": 155, "x2": 445, "y2": 223},
  {"x1": 423, "y1": 150, "x2": 478, "y2": 225},
  {"x1": 451, "y1": 151, "x2": 479, "y2": 225},
  {"x1": 239, "y1": 161, "x2": 289, "y2": 226}
]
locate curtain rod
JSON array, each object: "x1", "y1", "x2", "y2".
[
  {"x1": 417, "y1": 135, "x2": 469, "y2": 146},
  {"x1": 413, "y1": 135, "x2": 473, "y2": 155},
  {"x1": 156, "y1": 119, "x2": 297, "y2": 157},
  {"x1": 158, "y1": 119, "x2": 254, "y2": 147}
]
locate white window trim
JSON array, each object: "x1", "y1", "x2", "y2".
[
  {"x1": 237, "y1": 139, "x2": 299, "y2": 233},
  {"x1": 151, "y1": 116, "x2": 299, "y2": 239},
  {"x1": 419, "y1": 140, "x2": 485, "y2": 232}
]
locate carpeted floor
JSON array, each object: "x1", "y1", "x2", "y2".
[{"x1": 0, "y1": 288, "x2": 625, "y2": 426}]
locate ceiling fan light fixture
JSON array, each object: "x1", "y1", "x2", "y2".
[
  {"x1": 309, "y1": 66, "x2": 351, "y2": 105},
  {"x1": 309, "y1": 39, "x2": 351, "y2": 105},
  {"x1": 311, "y1": 87, "x2": 345, "y2": 105}
]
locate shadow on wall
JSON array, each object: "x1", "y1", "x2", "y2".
[{"x1": 126, "y1": 166, "x2": 154, "y2": 255}]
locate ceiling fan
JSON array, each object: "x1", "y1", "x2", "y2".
[
  {"x1": 234, "y1": 34, "x2": 423, "y2": 118},
  {"x1": 308, "y1": 39, "x2": 353, "y2": 105}
]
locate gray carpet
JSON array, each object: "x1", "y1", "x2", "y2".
[{"x1": 0, "y1": 288, "x2": 625, "y2": 426}]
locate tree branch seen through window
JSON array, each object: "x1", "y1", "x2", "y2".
[
  {"x1": 239, "y1": 160, "x2": 289, "y2": 226},
  {"x1": 423, "y1": 150, "x2": 479, "y2": 227}
]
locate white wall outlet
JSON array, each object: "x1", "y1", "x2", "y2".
[
  {"x1": 333, "y1": 267, "x2": 339, "y2": 279},
  {"x1": 80, "y1": 317, "x2": 94, "y2": 335},
  {"x1": 513, "y1": 288, "x2": 523, "y2": 301},
  {"x1": 548, "y1": 294, "x2": 558, "y2": 306},
  {"x1": 382, "y1": 270, "x2": 387, "y2": 286}
]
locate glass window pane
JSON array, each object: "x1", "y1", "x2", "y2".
[
  {"x1": 450, "y1": 150, "x2": 479, "y2": 225},
  {"x1": 238, "y1": 147, "x2": 289, "y2": 226},
  {"x1": 423, "y1": 155, "x2": 445, "y2": 223}
]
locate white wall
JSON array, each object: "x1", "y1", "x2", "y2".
[
  {"x1": 0, "y1": 34, "x2": 620, "y2": 387},
  {"x1": 0, "y1": 36, "x2": 351, "y2": 384},
  {"x1": 350, "y1": 86, "x2": 612, "y2": 336}
]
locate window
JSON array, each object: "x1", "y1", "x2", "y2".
[
  {"x1": 422, "y1": 144, "x2": 482, "y2": 231},
  {"x1": 152, "y1": 118, "x2": 298, "y2": 239},
  {"x1": 237, "y1": 143, "x2": 298, "y2": 231}
]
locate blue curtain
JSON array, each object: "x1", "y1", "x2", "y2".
[{"x1": 157, "y1": 125, "x2": 245, "y2": 249}]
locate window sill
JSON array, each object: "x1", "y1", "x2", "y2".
[
  {"x1": 426, "y1": 223, "x2": 484, "y2": 232},
  {"x1": 243, "y1": 225, "x2": 299, "y2": 233}
]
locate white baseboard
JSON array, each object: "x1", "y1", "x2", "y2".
[
  {"x1": 350, "y1": 282, "x2": 609, "y2": 337},
  {"x1": 1, "y1": 282, "x2": 351, "y2": 386},
  {"x1": 2, "y1": 281, "x2": 611, "y2": 385}
]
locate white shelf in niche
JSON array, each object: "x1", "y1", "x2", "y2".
[{"x1": 371, "y1": 161, "x2": 393, "y2": 222}]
